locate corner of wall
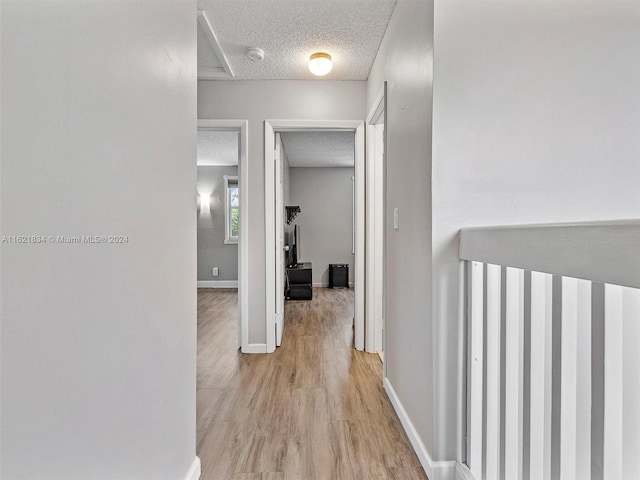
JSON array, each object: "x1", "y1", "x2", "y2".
[{"x1": 384, "y1": 377, "x2": 456, "y2": 480}]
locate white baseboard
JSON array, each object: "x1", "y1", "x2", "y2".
[
  {"x1": 455, "y1": 462, "x2": 475, "y2": 480},
  {"x1": 197, "y1": 280, "x2": 238, "y2": 288},
  {"x1": 241, "y1": 343, "x2": 267, "y2": 354},
  {"x1": 184, "y1": 457, "x2": 201, "y2": 480},
  {"x1": 383, "y1": 377, "x2": 456, "y2": 480}
]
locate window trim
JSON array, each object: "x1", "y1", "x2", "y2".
[{"x1": 224, "y1": 175, "x2": 239, "y2": 244}]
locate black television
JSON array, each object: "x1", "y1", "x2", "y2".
[{"x1": 288, "y1": 224, "x2": 301, "y2": 266}]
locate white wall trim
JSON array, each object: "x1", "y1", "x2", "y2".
[
  {"x1": 384, "y1": 377, "x2": 457, "y2": 480},
  {"x1": 197, "y1": 280, "x2": 238, "y2": 288},
  {"x1": 367, "y1": 86, "x2": 386, "y2": 125},
  {"x1": 352, "y1": 175, "x2": 356, "y2": 254},
  {"x1": 265, "y1": 120, "x2": 366, "y2": 353},
  {"x1": 242, "y1": 343, "x2": 268, "y2": 354},
  {"x1": 365, "y1": 124, "x2": 376, "y2": 351},
  {"x1": 197, "y1": 11, "x2": 234, "y2": 80},
  {"x1": 197, "y1": 120, "x2": 248, "y2": 353},
  {"x1": 353, "y1": 121, "x2": 365, "y2": 352},
  {"x1": 455, "y1": 462, "x2": 476, "y2": 480},
  {"x1": 274, "y1": 133, "x2": 285, "y2": 347},
  {"x1": 265, "y1": 122, "x2": 277, "y2": 352},
  {"x1": 184, "y1": 457, "x2": 201, "y2": 480}
]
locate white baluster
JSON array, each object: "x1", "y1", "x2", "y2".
[
  {"x1": 469, "y1": 261, "x2": 484, "y2": 479},
  {"x1": 485, "y1": 263, "x2": 501, "y2": 480},
  {"x1": 622, "y1": 287, "x2": 640, "y2": 479},
  {"x1": 505, "y1": 267, "x2": 524, "y2": 480},
  {"x1": 604, "y1": 285, "x2": 623, "y2": 480},
  {"x1": 529, "y1": 271, "x2": 553, "y2": 480}
]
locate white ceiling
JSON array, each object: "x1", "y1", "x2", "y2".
[
  {"x1": 281, "y1": 132, "x2": 354, "y2": 168},
  {"x1": 197, "y1": 130, "x2": 239, "y2": 166},
  {"x1": 197, "y1": 0, "x2": 397, "y2": 80}
]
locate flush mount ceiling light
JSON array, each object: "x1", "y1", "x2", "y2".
[{"x1": 308, "y1": 52, "x2": 332, "y2": 76}]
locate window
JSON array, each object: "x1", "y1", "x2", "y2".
[{"x1": 224, "y1": 175, "x2": 239, "y2": 244}]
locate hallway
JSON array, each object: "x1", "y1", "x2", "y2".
[{"x1": 197, "y1": 288, "x2": 428, "y2": 480}]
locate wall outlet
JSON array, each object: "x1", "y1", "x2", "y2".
[
  {"x1": 393, "y1": 208, "x2": 399, "y2": 230},
  {"x1": 212, "y1": 267, "x2": 219, "y2": 277}
]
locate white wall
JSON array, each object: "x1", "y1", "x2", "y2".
[
  {"x1": 432, "y1": 0, "x2": 640, "y2": 462},
  {"x1": 197, "y1": 166, "x2": 238, "y2": 282},
  {"x1": 289, "y1": 167, "x2": 355, "y2": 285},
  {"x1": 198, "y1": 80, "x2": 366, "y2": 344},
  {"x1": 367, "y1": 0, "x2": 436, "y2": 461},
  {"x1": 1, "y1": 1, "x2": 198, "y2": 479}
]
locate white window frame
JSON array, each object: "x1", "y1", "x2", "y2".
[{"x1": 224, "y1": 175, "x2": 239, "y2": 244}]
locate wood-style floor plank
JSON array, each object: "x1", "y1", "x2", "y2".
[
  {"x1": 197, "y1": 287, "x2": 428, "y2": 480},
  {"x1": 387, "y1": 466, "x2": 430, "y2": 480}
]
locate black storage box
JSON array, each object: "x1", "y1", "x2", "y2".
[
  {"x1": 329, "y1": 264, "x2": 349, "y2": 288},
  {"x1": 287, "y1": 284, "x2": 313, "y2": 300},
  {"x1": 286, "y1": 262, "x2": 313, "y2": 301},
  {"x1": 287, "y1": 262, "x2": 312, "y2": 284}
]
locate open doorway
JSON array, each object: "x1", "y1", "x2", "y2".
[
  {"x1": 196, "y1": 120, "x2": 248, "y2": 351},
  {"x1": 278, "y1": 130, "x2": 357, "y2": 343},
  {"x1": 265, "y1": 120, "x2": 365, "y2": 353}
]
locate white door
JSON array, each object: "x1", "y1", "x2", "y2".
[
  {"x1": 374, "y1": 124, "x2": 385, "y2": 355},
  {"x1": 365, "y1": 85, "x2": 386, "y2": 355},
  {"x1": 275, "y1": 133, "x2": 285, "y2": 346}
]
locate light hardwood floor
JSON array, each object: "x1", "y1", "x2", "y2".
[{"x1": 197, "y1": 287, "x2": 428, "y2": 480}]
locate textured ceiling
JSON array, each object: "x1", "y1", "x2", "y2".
[
  {"x1": 197, "y1": 130, "x2": 239, "y2": 166},
  {"x1": 197, "y1": 0, "x2": 397, "y2": 80},
  {"x1": 281, "y1": 132, "x2": 354, "y2": 168}
]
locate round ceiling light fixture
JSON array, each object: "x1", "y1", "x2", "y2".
[
  {"x1": 246, "y1": 47, "x2": 264, "y2": 62},
  {"x1": 308, "y1": 52, "x2": 332, "y2": 76}
]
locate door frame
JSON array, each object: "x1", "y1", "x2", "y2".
[
  {"x1": 197, "y1": 119, "x2": 250, "y2": 352},
  {"x1": 365, "y1": 85, "x2": 386, "y2": 356},
  {"x1": 264, "y1": 119, "x2": 366, "y2": 353},
  {"x1": 274, "y1": 132, "x2": 285, "y2": 347}
]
